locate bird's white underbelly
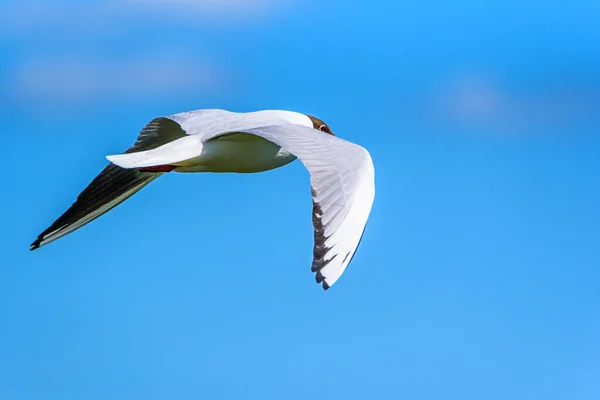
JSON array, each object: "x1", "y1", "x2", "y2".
[{"x1": 175, "y1": 133, "x2": 297, "y2": 173}]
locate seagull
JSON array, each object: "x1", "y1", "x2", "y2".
[{"x1": 31, "y1": 109, "x2": 375, "y2": 289}]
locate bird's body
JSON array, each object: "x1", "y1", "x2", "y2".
[
  {"x1": 32, "y1": 109, "x2": 375, "y2": 290},
  {"x1": 176, "y1": 132, "x2": 296, "y2": 173}
]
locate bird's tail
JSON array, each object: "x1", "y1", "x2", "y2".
[{"x1": 31, "y1": 164, "x2": 162, "y2": 250}]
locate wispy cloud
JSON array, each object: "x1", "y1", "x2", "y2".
[
  {"x1": 427, "y1": 71, "x2": 600, "y2": 135},
  {"x1": 0, "y1": 0, "x2": 289, "y2": 38},
  {"x1": 125, "y1": 0, "x2": 287, "y2": 17},
  {"x1": 4, "y1": 52, "x2": 229, "y2": 106},
  {"x1": 1, "y1": 0, "x2": 294, "y2": 108}
]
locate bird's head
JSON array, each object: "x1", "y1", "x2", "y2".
[{"x1": 306, "y1": 115, "x2": 334, "y2": 136}]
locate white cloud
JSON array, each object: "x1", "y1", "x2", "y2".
[
  {"x1": 1, "y1": 0, "x2": 286, "y2": 106},
  {"x1": 0, "y1": 0, "x2": 290, "y2": 38},
  {"x1": 429, "y1": 72, "x2": 600, "y2": 135},
  {"x1": 437, "y1": 75, "x2": 507, "y2": 122},
  {"x1": 6, "y1": 53, "x2": 229, "y2": 105},
  {"x1": 125, "y1": 0, "x2": 286, "y2": 17},
  {"x1": 0, "y1": 0, "x2": 288, "y2": 108}
]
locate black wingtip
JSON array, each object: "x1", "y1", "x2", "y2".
[
  {"x1": 30, "y1": 238, "x2": 42, "y2": 251},
  {"x1": 315, "y1": 271, "x2": 325, "y2": 284},
  {"x1": 315, "y1": 271, "x2": 331, "y2": 290}
]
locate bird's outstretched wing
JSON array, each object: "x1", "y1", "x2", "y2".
[
  {"x1": 31, "y1": 117, "x2": 186, "y2": 250},
  {"x1": 235, "y1": 125, "x2": 375, "y2": 289}
]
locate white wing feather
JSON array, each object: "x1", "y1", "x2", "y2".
[
  {"x1": 224, "y1": 125, "x2": 375, "y2": 289},
  {"x1": 107, "y1": 136, "x2": 204, "y2": 168}
]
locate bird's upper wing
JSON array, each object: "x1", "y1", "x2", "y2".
[{"x1": 223, "y1": 124, "x2": 375, "y2": 290}]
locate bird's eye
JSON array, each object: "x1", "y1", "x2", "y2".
[{"x1": 319, "y1": 124, "x2": 329, "y2": 133}]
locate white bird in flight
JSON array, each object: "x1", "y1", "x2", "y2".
[{"x1": 31, "y1": 109, "x2": 375, "y2": 290}]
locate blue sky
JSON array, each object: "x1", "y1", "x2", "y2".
[{"x1": 1, "y1": 0, "x2": 599, "y2": 399}]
